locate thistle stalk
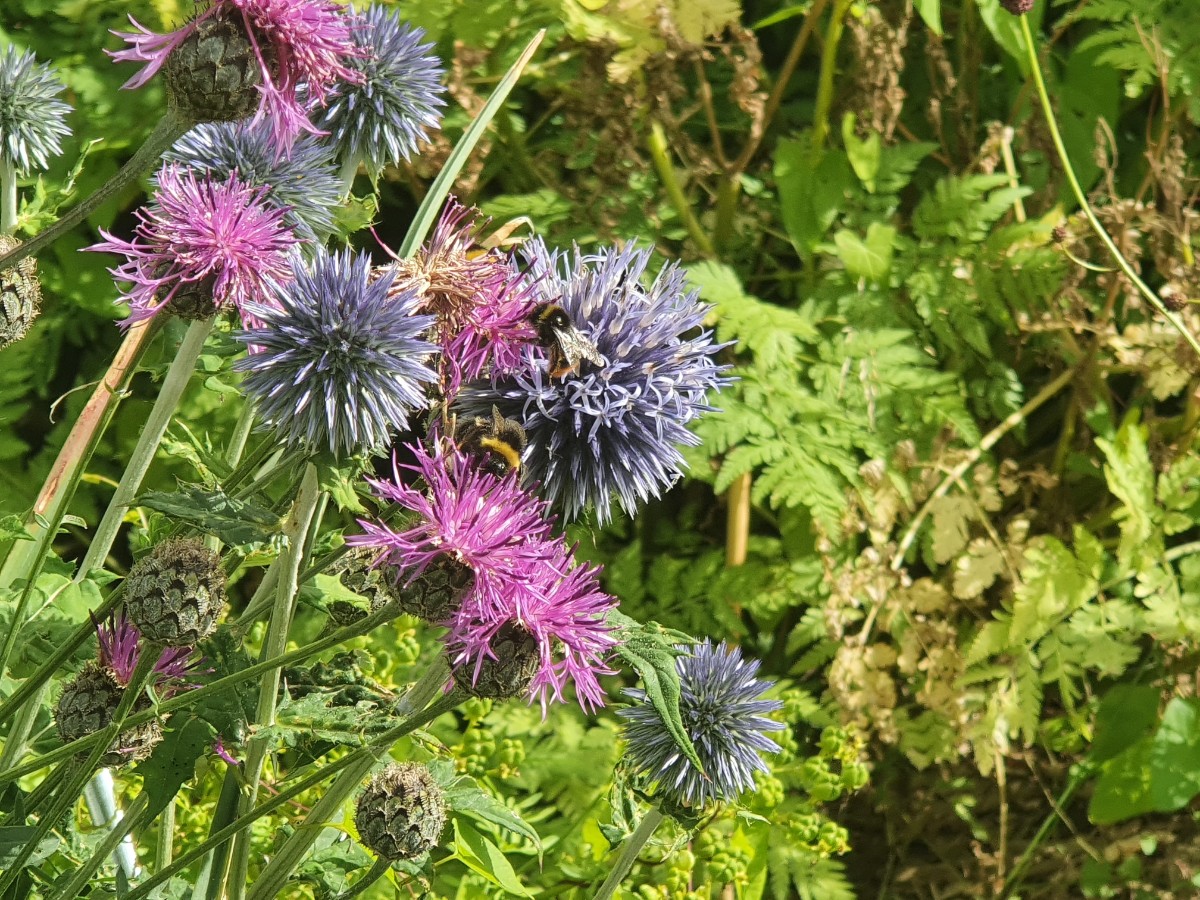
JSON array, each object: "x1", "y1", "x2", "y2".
[{"x1": 592, "y1": 808, "x2": 665, "y2": 900}]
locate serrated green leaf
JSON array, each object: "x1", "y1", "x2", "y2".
[
  {"x1": 451, "y1": 820, "x2": 533, "y2": 897},
  {"x1": 444, "y1": 775, "x2": 542, "y2": 852},
  {"x1": 608, "y1": 610, "x2": 704, "y2": 774},
  {"x1": 138, "y1": 487, "x2": 281, "y2": 548}
]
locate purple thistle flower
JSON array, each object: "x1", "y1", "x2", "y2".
[
  {"x1": 164, "y1": 121, "x2": 341, "y2": 243},
  {"x1": 95, "y1": 611, "x2": 202, "y2": 697},
  {"x1": 390, "y1": 199, "x2": 539, "y2": 399},
  {"x1": 311, "y1": 5, "x2": 446, "y2": 180},
  {"x1": 446, "y1": 540, "x2": 619, "y2": 714},
  {"x1": 349, "y1": 442, "x2": 558, "y2": 594},
  {"x1": 618, "y1": 640, "x2": 784, "y2": 808},
  {"x1": 0, "y1": 45, "x2": 72, "y2": 174},
  {"x1": 111, "y1": 0, "x2": 363, "y2": 152},
  {"x1": 86, "y1": 164, "x2": 298, "y2": 328},
  {"x1": 235, "y1": 247, "x2": 438, "y2": 459},
  {"x1": 459, "y1": 240, "x2": 732, "y2": 524}
]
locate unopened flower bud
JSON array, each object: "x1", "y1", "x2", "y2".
[
  {"x1": 164, "y1": 11, "x2": 269, "y2": 125},
  {"x1": 455, "y1": 622, "x2": 540, "y2": 701},
  {"x1": 125, "y1": 538, "x2": 225, "y2": 646},
  {"x1": 54, "y1": 661, "x2": 163, "y2": 765},
  {"x1": 1050, "y1": 224, "x2": 1068, "y2": 245},
  {"x1": 999, "y1": 0, "x2": 1035, "y2": 14},
  {"x1": 355, "y1": 762, "x2": 447, "y2": 860}
]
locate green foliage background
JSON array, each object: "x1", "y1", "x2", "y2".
[{"x1": 5, "y1": 0, "x2": 1200, "y2": 896}]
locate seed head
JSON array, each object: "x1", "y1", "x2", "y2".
[
  {"x1": 124, "y1": 538, "x2": 225, "y2": 646},
  {"x1": 355, "y1": 762, "x2": 447, "y2": 861}
]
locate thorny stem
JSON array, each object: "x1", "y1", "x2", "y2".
[
  {"x1": 227, "y1": 463, "x2": 323, "y2": 900},
  {"x1": 1019, "y1": 15, "x2": 1200, "y2": 358},
  {"x1": 246, "y1": 690, "x2": 464, "y2": 900},
  {"x1": 50, "y1": 790, "x2": 151, "y2": 900},
  {"x1": 0, "y1": 158, "x2": 17, "y2": 233},
  {"x1": 123, "y1": 691, "x2": 462, "y2": 900},
  {"x1": 0, "y1": 647, "x2": 161, "y2": 896},
  {"x1": 0, "y1": 112, "x2": 189, "y2": 272},
  {"x1": 78, "y1": 318, "x2": 214, "y2": 581},
  {"x1": 591, "y1": 807, "x2": 665, "y2": 900}
]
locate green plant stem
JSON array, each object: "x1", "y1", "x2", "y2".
[
  {"x1": 0, "y1": 112, "x2": 188, "y2": 272},
  {"x1": 125, "y1": 692, "x2": 462, "y2": 900},
  {"x1": 0, "y1": 646, "x2": 161, "y2": 895},
  {"x1": 889, "y1": 363, "x2": 1078, "y2": 573},
  {"x1": 812, "y1": 0, "x2": 852, "y2": 154},
  {"x1": 78, "y1": 318, "x2": 214, "y2": 580},
  {"x1": 1018, "y1": 15, "x2": 1200, "y2": 358},
  {"x1": 156, "y1": 795, "x2": 175, "y2": 870},
  {"x1": 339, "y1": 858, "x2": 391, "y2": 900},
  {"x1": 397, "y1": 31, "x2": 545, "y2": 258},
  {"x1": 50, "y1": 790, "x2": 151, "y2": 900},
  {"x1": 647, "y1": 121, "x2": 715, "y2": 258},
  {"x1": 246, "y1": 690, "x2": 464, "y2": 900},
  {"x1": 224, "y1": 402, "x2": 256, "y2": 470},
  {"x1": 227, "y1": 463, "x2": 323, "y2": 900},
  {"x1": 1, "y1": 158, "x2": 17, "y2": 234},
  {"x1": 1001, "y1": 766, "x2": 1090, "y2": 898},
  {"x1": 591, "y1": 807, "x2": 665, "y2": 900},
  {"x1": 0, "y1": 601, "x2": 404, "y2": 789}
]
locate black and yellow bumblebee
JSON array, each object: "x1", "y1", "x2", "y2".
[
  {"x1": 454, "y1": 405, "x2": 527, "y2": 478},
  {"x1": 530, "y1": 302, "x2": 603, "y2": 379}
]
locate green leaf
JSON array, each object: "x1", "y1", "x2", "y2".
[
  {"x1": 830, "y1": 223, "x2": 896, "y2": 280},
  {"x1": 451, "y1": 820, "x2": 533, "y2": 896},
  {"x1": 1090, "y1": 698, "x2": 1200, "y2": 824},
  {"x1": 398, "y1": 31, "x2": 545, "y2": 257},
  {"x1": 136, "y1": 718, "x2": 217, "y2": 824},
  {"x1": 1091, "y1": 684, "x2": 1160, "y2": 764},
  {"x1": 841, "y1": 113, "x2": 881, "y2": 192},
  {"x1": 608, "y1": 609, "x2": 704, "y2": 774},
  {"x1": 138, "y1": 487, "x2": 281, "y2": 548},
  {"x1": 444, "y1": 775, "x2": 542, "y2": 852},
  {"x1": 774, "y1": 133, "x2": 853, "y2": 256},
  {"x1": 0, "y1": 515, "x2": 33, "y2": 544},
  {"x1": 1097, "y1": 420, "x2": 1158, "y2": 568},
  {"x1": 913, "y1": 0, "x2": 942, "y2": 34}
]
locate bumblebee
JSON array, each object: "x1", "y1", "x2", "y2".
[
  {"x1": 454, "y1": 405, "x2": 527, "y2": 478},
  {"x1": 531, "y1": 302, "x2": 603, "y2": 379}
]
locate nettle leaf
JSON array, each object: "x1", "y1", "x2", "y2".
[
  {"x1": 827, "y1": 223, "x2": 895, "y2": 281},
  {"x1": 138, "y1": 486, "x2": 281, "y2": 548},
  {"x1": 608, "y1": 610, "x2": 703, "y2": 774},
  {"x1": 136, "y1": 718, "x2": 217, "y2": 824},
  {"x1": 774, "y1": 132, "x2": 854, "y2": 255},
  {"x1": 444, "y1": 773, "x2": 542, "y2": 852}
]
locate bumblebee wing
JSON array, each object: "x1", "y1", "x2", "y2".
[{"x1": 552, "y1": 326, "x2": 604, "y2": 369}]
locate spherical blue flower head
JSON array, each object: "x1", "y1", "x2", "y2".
[
  {"x1": 235, "y1": 248, "x2": 439, "y2": 459},
  {"x1": 0, "y1": 45, "x2": 71, "y2": 173},
  {"x1": 460, "y1": 239, "x2": 732, "y2": 524},
  {"x1": 618, "y1": 640, "x2": 785, "y2": 808},
  {"x1": 311, "y1": 5, "x2": 446, "y2": 180},
  {"x1": 163, "y1": 121, "x2": 341, "y2": 242}
]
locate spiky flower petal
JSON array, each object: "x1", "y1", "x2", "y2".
[
  {"x1": 312, "y1": 5, "x2": 445, "y2": 180},
  {"x1": 460, "y1": 240, "x2": 731, "y2": 523},
  {"x1": 111, "y1": 0, "x2": 363, "y2": 152},
  {"x1": 87, "y1": 164, "x2": 297, "y2": 327},
  {"x1": 0, "y1": 45, "x2": 71, "y2": 173},
  {"x1": 235, "y1": 248, "x2": 437, "y2": 458},
  {"x1": 165, "y1": 121, "x2": 341, "y2": 242},
  {"x1": 446, "y1": 540, "x2": 618, "y2": 713},
  {"x1": 390, "y1": 199, "x2": 538, "y2": 398},
  {"x1": 619, "y1": 640, "x2": 784, "y2": 808}
]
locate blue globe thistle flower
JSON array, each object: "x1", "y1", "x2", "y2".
[
  {"x1": 459, "y1": 240, "x2": 732, "y2": 523},
  {"x1": 0, "y1": 45, "x2": 71, "y2": 173},
  {"x1": 164, "y1": 121, "x2": 341, "y2": 242},
  {"x1": 235, "y1": 247, "x2": 438, "y2": 459},
  {"x1": 311, "y1": 5, "x2": 446, "y2": 180},
  {"x1": 618, "y1": 640, "x2": 784, "y2": 808}
]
